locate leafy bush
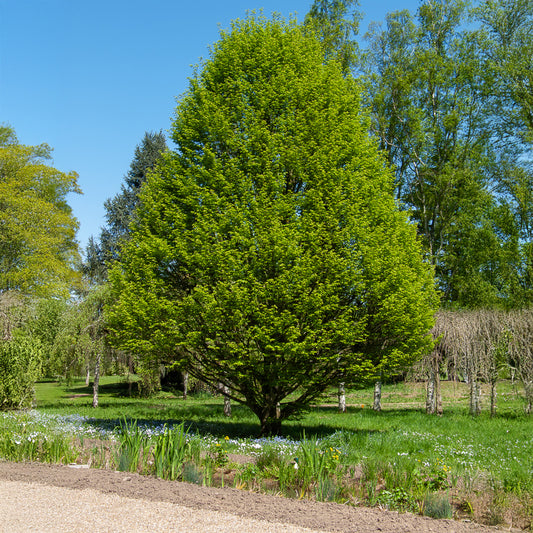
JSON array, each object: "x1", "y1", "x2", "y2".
[
  {"x1": 0, "y1": 333, "x2": 42, "y2": 409},
  {"x1": 377, "y1": 487, "x2": 419, "y2": 513}
]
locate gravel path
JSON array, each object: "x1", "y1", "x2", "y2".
[
  {"x1": 0, "y1": 461, "x2": 511, "y2": 533},
  {"x1": 0, "y1": 480, "x2": 321, "y2": 533}
]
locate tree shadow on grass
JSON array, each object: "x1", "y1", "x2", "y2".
[{"x1": 36, "y1": 381, "x2": 429, "y2": 440}]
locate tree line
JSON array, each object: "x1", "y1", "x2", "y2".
[
  {"x1": 419, "y1": 309, "x2": 533, "y2": 416},
  {"x1": 1, "y1": 0, "x2": 532, "y2": 434}
]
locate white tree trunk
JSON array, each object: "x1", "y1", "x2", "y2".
[
  {"x1": 426, "y1": 371, "x2": 435, "y2": 414},
  {"x1": 373, "y1": 381, "x2": 382, "y2": 411},
  {"x1": 435, "y1": 359, "x2": 442, "y2": 415},
  {"x1": 426, "y1": 353, "x2": 442, "y2": 414},
  {"x1": 182, "y1": 371, "x2": 189, "y2": 400},
  {"x1": 470, "y1": 379, "x2": 481, "y2": 415},
  {"x1": 491, "y1": 383, "x2": 497, "y2": 417},
  {"x1": 338, "y1": 382, "x2": 346, "y2": 413},
  {"x1": 92, "y1": 355, "x2": 100, "y2": 408},
  {"x1": 221, "y1": 384, "x2": 231, "y2": 417}
]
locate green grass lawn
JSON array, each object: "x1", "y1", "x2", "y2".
[
  {"x1": 33, "y1": 376, "x2": 530, "y2": 438},
  {"x1": 11, "y1": 376, "x2": 528, "y2": 529}
]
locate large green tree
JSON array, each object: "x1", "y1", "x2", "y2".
[
  {"x1": 363, "y1": 0, "x2": 510, "y2": 307},
  {"x1": 475, "y1": 0, "x2": 533, "y2": 306},
  {"x1": 109, "y1": 16, "x2": 437, "y2": 435},
  {"x1": 0, "y1": 125, "x2": 81, "y2": 297}
]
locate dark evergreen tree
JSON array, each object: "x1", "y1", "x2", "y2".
[{"x1": 84, "y1": 131, "x2": 167, "y2": 282}]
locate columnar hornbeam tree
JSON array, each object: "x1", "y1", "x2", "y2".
[{"x1": 108, "y1": 16, "x2": 437, "y2": 436}]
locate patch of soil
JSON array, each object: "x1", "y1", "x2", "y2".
[{"x1": 0, "y1": 460, "x2": 514, "y2": 533}]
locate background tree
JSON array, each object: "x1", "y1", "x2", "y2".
[
  {"x1": 23, "y1": 297, "x2": 68, "y2": 377},
  {"x1": 0, "y1": 290, "x2": 25, "y2": 341},
  {"x1": 304, "y1": 0, "x2": 362, "y2": 74},
  {"x1": 0, "y1": 125, "x2": 81, "y2": 297},
  {"x1": 476, "y1": 0, "x2": 533, "y2": 307},
  {"x1": 506, "y1": 310, "x2": 533, "y2": 413},
  {"x1": 109, "y1": 16, "x2": 437, "y2": 435},
  {"x1": 81, "y1": 131, "x2": 168, "y2": 393},
  {"x1": 84, "y1": 131, "x2": 167, "y2": 283},
  {"x1": 363, "y1": 0, "x2": 505, "y2": 307},
  {"x1": 0, "y1": 330, "x2": 42, "y2": 409},
  {"x1": 52, "y1": 285, "x2": 110, "y2": 405},
  {"x1": 0, "y1": 125, "x2": 80, "y2": 408}
]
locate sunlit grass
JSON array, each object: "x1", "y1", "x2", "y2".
[{"x1": 1, "y1": 377, "x2": 530, "y2": 529}]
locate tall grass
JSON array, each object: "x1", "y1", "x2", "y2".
[
  {"x1": 0, "y1": 411, "x2": 77, "y2": 464},
  {"x1": 115, "y1": 417, "x2": 148, "y2": 472},
  {"x1": 152, "y1": 423, "x2": 192, "y2": 480}
]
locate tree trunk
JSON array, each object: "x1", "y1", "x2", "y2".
[
  {"x1": 373, "y1": 381, "x2": 382, "y2": 411},
  {"x1": 219, "y1": 383, "x2": 231, "y2": 417},
  {"x1": 85, "y1": 365, "x2": 90, "y2": 387},
  {"x1": 223, "y1": 386, "x2": 231, "y2": 418},
  {"x1": 435, "y1": 365, "x2": 443, "y2": 415},
  {"x1": 426, "y1": 373, "x2": 435, "y2": 414},
  {"x1": 490, "y1": 381, "x2": 497, "y2": 417},
  {"x1": 524, "y1": 382, "x2": 532, "y2": 415},
  {"x1": 426, "y1": 353, "x2": 442, "y2": 415},
  {"x1": 338, "y1": 382, "x2": 346, "y2": 413},
  {"x1": 92, "y1": 355, "x2": 100, "y2": 408},
  {"x1": 259, "y1": 415, "x2": 282, "y2": 437},
  {"x1": 426, "y1": 356, "x2": 435, "y2": 414},
  {"x1": 470, "y1": 379, "x2": 481, "y2": 416},
  {"x1": 127, "y1": 355, "x2": 134, "y2": 396},
  {"x1": 182, "y1": 371, "x2": 189, "y2": 401},
  {"x1": 258, "y1": 404, "x2": 283, "y2": 437}
]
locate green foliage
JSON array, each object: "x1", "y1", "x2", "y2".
[
  {"x1": 340, "y1": 0, "x2": 533, "y2": 309},
  {"x1": 51, "y1": 285, "x2": 110, "y2": 381},
  {"x1": 423, "y1": 493, "x2": 453, "y2": 519},
  {"x1": 206, "y1": 436, "x2": 230, "y2": 468},
  {"x1": 377, "y1": 488, "x2": 419, "y2": 513},
  {"x1": 363, "y1": 0, "x2": 506, "y2": 307},
  {"x1": 475, "y1": 0, "x2": 533, "y2": 307},
  {"x1": 0, "y1": 125, "x2": 81, "y2": 297},
  {"x1": 0, "y1": 332, "x2": 42, "y2": 409},
  {"x1": 115, "y1": 417, "x2": 148, "y2": 472},
  {"x1": 304, "y1": 0, "x2": 362, "y2": 73},
  {"x1": 23, "y1": 298, "x2": 68, "y2": 376},
  {"x1": 152, "y1": 423, "x2": 191, "y2": 480},
  {"x1": 109, "y1": 15, "x2": 437, "y2": 436},
  {"x1": 85, "y1": 131, "x2": 167, "y2": 283}
]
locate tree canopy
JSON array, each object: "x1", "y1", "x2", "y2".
[
  {"x1": 346, "y1": 0, "x2": 533, "y2": 308},
  {"x1": 84, "y1": 131, "x2": 167, "y2": 283},
  {"x1": 109, "y1": 16, "x2": 437, "y2": 435},
  {"x1": 0, "y1": 125, "x2": 81, "y2": 298}
]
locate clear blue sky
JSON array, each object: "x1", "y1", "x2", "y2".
[{"x1": 1, "y1": 0, "x2": 420, "y2": 251}]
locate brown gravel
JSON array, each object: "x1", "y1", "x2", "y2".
[{"x1": 0, "y1": 461, "x2": 515, "y2": 533}]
